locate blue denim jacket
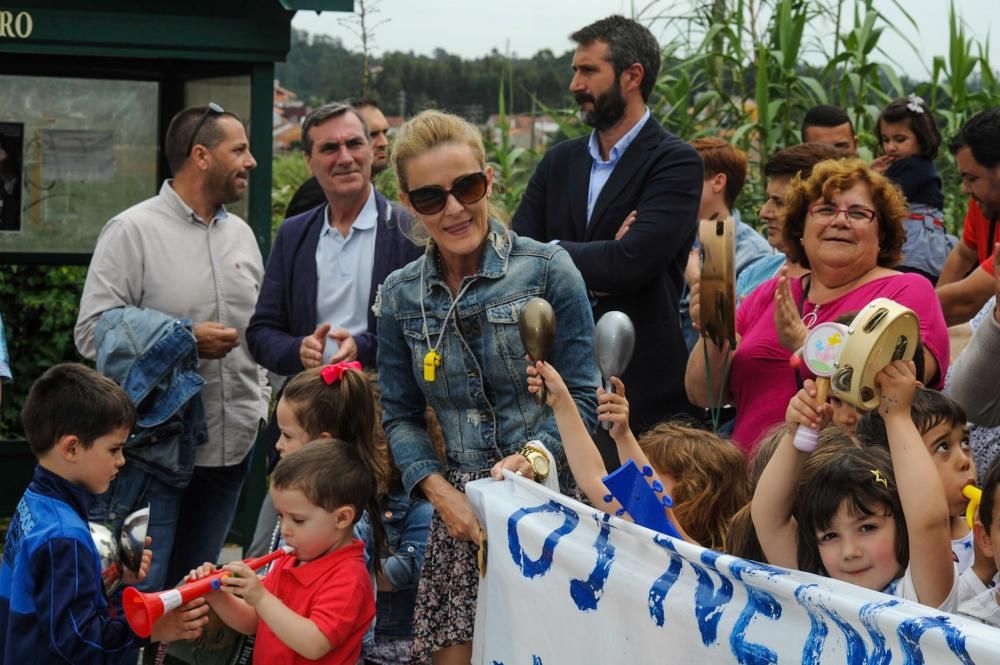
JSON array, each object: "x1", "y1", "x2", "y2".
[
  {"x1": 376, "y1": 221, "x2": 600, "y2": 495},
  {"x1": 356, "y1": 485, "x2": 433, "y2": 639},
  {"x1": 95, "y1": 307, "x2": 207, "y2": 487}
]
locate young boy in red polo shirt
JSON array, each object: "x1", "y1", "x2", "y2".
[{"x1": 189, "y1": 440, "x2": 380, "y2": 664}]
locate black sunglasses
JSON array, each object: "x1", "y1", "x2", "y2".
[
  {"x1": 185, "y1": 102, "x2": 225, "y2": 156},
  {"x1": 407, "y1": 171, "x2": 488, "y2": 215}
]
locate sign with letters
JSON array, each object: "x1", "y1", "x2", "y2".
[
  {"x1": 467, "y1": 473, "x2": 1000, "y2": 664},
  {"x1": 0, "y1": 11, "x2": 33, "y2": 39}
]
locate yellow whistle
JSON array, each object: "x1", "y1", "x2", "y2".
[
  {"x1": 965, "y1": 485, "x2": 982, "y2": 530},
  {"x1": 423, "y1": 351, "x2": 441, "y2": 382}
]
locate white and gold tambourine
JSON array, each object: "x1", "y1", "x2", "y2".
[
  {"x1": 698, "y1": 216, "x2": 736, "y2": 349},
  {"x1": 831, "y1": 298, "x2": 919, "y2": 410}
]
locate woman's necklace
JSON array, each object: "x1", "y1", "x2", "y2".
[
  {"x1": 801, "y1": 303, "x2": 821, "y2": 329},
  {"x1": 799, "y1": 275, "x2": 821, "y2": 328},
  {"x1": 799, "y1": 270, "x2": 871, "y2": 328},
  {"x1": 419, "y1": 250, "x2": 475, "y2": 382}
]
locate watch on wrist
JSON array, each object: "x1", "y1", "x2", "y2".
[{"x1": 518, "y1": 442, "x2": 550, "y2": 482}]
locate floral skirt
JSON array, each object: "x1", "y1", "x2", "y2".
[{"x1": 410, "y1": 467, "x2": 490, "y2": 660}]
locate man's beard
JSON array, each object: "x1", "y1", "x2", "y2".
[
  {"x1": 209, "y1": 169, "x2": 246, "y2": 205},
  {"x1": 576, "y1": 85, "x2": 627, "y2": 131}
]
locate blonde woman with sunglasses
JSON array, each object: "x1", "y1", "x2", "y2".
[{"x1": 375, "y1": 110, "x2": 600, "y2": 665}]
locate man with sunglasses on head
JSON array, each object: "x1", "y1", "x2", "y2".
[
  {"x1": 74, "y1": 105, "x2": 270, "y2": 594},
  {"x1": 513, "y1": 15, "x2": 704, "y2": 462}
]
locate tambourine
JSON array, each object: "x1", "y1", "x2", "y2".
[
  {"x1": 831, "y1": 298, "x2": 919, "y2": 410},
  {"x1": 698, "y1": 216, "x2": 737, "y2": 349}
]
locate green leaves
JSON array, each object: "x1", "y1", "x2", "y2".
[
  {"x1": 0, "y1": 265, "x2": 88, "y2": 438},
  {"x1": 642, "y1": 0, "x2": 999, "y2": 233}
]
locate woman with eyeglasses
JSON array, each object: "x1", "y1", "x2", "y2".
[
  {"x1": 375, "y1": 110, "x2": 599, "y2": 664},
  {"x1": 686, "y1": 158, "x2": 950, "y2": 453}
]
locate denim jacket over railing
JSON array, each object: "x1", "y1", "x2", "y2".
[
  {"x1": 376, "y1": 221, "x2": 600, "y2": 496},
  {"x1": 95, "y1": 306, "x2": 207, "y2": 487}
]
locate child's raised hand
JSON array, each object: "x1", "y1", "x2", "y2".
[
  {"x1": 785, "y1": 379, "x2": 829, "y2": 430},
  {"x1": 875, "y1": 359, "x2": 918, "y2": 418},
  {"x1": 218, "y1": 560, "x2": 268, "y2": 607},
  {"x1": 526, "y1": 359, "x2": 570, "y2": 409},
  {"x1": 121, "y1": 536, "x2": 153, "y2": 586},
  {"x1": 597, "y1": 376, "x2": 631, "y2": 441}
]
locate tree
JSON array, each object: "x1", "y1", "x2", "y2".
[{"x1": 338, "y1": 0, "x2": 389, "y2": 98}]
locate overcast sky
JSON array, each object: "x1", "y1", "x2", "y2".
[{"x1": 291, "y1": 0, "x2": 999, "y2": 82}]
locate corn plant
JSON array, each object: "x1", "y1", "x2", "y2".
[{"x1": 485, "y1": 78, "x2": 538, "y2": 219}]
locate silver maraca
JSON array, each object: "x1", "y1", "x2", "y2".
[
  {"x1": 593, "y1": 311, "x2": 636, "y2": 430},
  {"x1": 90, "y1": 505, "x2": 150, "y2": 596}
]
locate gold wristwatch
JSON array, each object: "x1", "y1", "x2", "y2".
[{"x1": 519, "y1": 441, "x2": 550, "y2": 482}]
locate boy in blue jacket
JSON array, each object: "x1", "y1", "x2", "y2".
[{"x1": 0, "y1": 363, "x2": 209, "y2": 664}]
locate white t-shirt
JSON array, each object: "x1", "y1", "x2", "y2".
[
  {"x1": 959, "y1": 587, "x2": 1000, "y2": 627},
  {"x1": 952, "y1": 530, "x2": 975, "y2": 575},
  {"x1": 882, "y1": 563, "x2": 960, "y2": 612}
]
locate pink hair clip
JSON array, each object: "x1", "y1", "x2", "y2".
[{"x1": 320, "y1": 361, "x2": 362, "y2": 385}]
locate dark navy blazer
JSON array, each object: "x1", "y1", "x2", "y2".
[
  {"x1": 512, "y1": 117, "x2": 705, "y2": 432},
  {"x1": 247, "y1": 188, "x2": 422, "y2": 375}
]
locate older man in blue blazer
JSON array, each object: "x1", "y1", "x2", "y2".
[{"x1": 248, "y1": 102, "x2": 421, "y2": 375}]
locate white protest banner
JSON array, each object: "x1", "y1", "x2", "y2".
[{"x1": 466, "y1": 472, "x2": 1000, "y2": 664}]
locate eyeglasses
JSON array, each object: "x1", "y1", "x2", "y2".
[
  {"x1": 807, "y1": 202, "x2": 877, "y2": 225},
  {"x1": 407, "y1": 171, "x2": 488, "y2": 215},
  {"x1": 185, "y1": 102, "x2": 225, "y2": 156}
]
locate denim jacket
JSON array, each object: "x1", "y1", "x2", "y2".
[
  {"x1": 376, "y1": 221, "x2": 600, "y2": 496},
  {"x1": 95, "y1": 306, "x2": 207, "y2": 487},
  {"x1": 356, "y1": 485, "x2": 432, "y2": 639}
]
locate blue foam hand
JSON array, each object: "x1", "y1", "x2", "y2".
[
  {"x1": 601, "y1": 459, "x2": 683, "y2": 539},
  {"x1": 651, "y1": 480, "x2": 663, "y2": 493}
]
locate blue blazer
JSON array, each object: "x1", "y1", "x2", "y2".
[{"x1": 247, "y1": 189, "x2": 422, "y2": 375}]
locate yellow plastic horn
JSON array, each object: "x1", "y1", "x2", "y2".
[{"x1": 964, "y1": 485, "x2": 982, "y2": 530}]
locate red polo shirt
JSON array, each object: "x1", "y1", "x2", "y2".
[
  {"x1": 960, "y1": 198, "x2": 997, "y2": 275},
  {"x1": 254, "y1": 539, "x2": 374, "y2": 665}
]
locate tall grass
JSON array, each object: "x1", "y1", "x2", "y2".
[{"x1": 642, "y1": 0, "x2": 1000, "y2": 233}]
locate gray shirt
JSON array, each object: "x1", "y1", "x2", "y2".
[
  {"x1": 948, "y1": 300, "x2": 1000, "y2": 428},
  {"x1": 75, "y1": 180, "x2": 270, "y2": 467}
]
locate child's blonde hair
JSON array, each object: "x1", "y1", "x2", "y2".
[
  {"x1": 639, "y1": 423, "x2": 749, "y2": 550},
  {"x1": 725, "y1": 504, "x2": 764, "y2": 561}
]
